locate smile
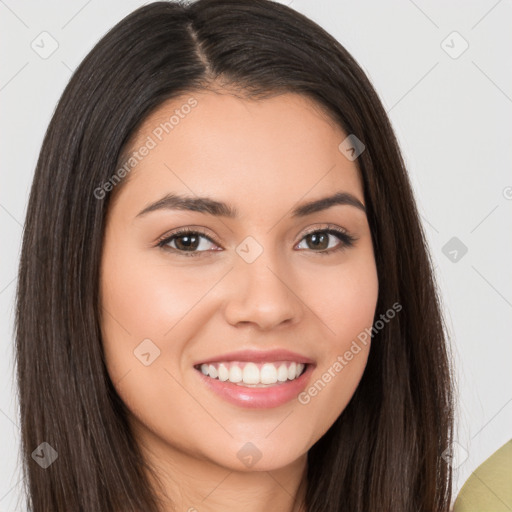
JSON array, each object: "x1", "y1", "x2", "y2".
[
  {"x1": 195, "y1": 361, "x2": 307, "y2": 386},
  {"x1": 193, "y1": 361, "x2": 314, "y2": 408}
]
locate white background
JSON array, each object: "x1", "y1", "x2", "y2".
[{"x1": 1, "y1": 0, "x2": 511, "y2": 510}]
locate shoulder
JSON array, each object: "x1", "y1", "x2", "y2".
[{"x1": 453, "y1": 439, "x2": 512, "y2": 512}]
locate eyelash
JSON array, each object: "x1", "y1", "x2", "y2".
[{"x1": 155, "y1": 224, "x2": 358, "y2": 258}]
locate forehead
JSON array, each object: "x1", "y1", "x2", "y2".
[{"x1": 112, "y1": 90, "x2": 364, "y2": 217}]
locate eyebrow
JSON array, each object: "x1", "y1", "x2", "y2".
[{"x1": 135, "y1": 191, "x2": 366, "y2": 219}]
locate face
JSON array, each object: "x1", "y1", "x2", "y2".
[{"x1": 99, "y1": 90, "x2": 378, "y2": 475}]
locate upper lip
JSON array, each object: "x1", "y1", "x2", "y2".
[{"x1": 193, "y1": 349, "x2": 315, "y2": 366}]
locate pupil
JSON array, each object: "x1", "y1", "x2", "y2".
[
  {"x1": 309, "y1": 233, "x2": 328, "y2": 250},
  {"x1": 176, "y1": 235, "x2": 198, "y2": 250}
]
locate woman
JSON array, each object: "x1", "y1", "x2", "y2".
[{"x1": 15, "y1": 1, "x2": 454, "y2": 510}]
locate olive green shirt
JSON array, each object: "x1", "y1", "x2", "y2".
[{"x1": 453, "y1": 439, "x2": 512, "y2": 512}]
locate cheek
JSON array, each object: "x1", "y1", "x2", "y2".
[
  {"x1": 306, "y1": 248, "x2": 379, "y2": 342},
  {"x1": 100, "y1": 248, "x2": 211, "y2": 351},
  {"x1": 295, "y1": 251, "x2": 378, "y2": 428},
  {"x1": 99, "y1": 251, "x2": 202, "y2": 431},
  {"x1": 98, "y1": 243, "x2": 201, "y2": 395}
]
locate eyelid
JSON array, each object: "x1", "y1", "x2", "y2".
[
  {"x1": 300, "y1": 223, "x2": 352, "y2": 239},
  {"x1": 155, "y1": 226, "x2": 219, "y2": 246}
]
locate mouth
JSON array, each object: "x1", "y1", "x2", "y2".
[
  {"x1": 193, "y1": 361, "x2": 315, "y2": 408},
  {"x1": 193, "y1": 360, "x2": 309, "y2": 387}
]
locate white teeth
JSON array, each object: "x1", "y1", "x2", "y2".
[
  {"x1": 197, "y1": 361, "x2": 307, "y2": 386},
  {"x1": 208, "y1": 364, "x2": 218, "y2": 379},
  {"x1": 229, "y1": 365, "x2": 243, "y2": 383},
  {"x1": 288, "y1": 362, "x2": 297, "y2": 380},
  {"x1": 277, "y1": 363, "x2": 288, "y2": 382},
  {"x1": 260, "y1": 363, "x2": 278, "y2": 384},
  {"x1": 242, "y1": 362, "x2": 259, "y2": 384},
  {"x1": 218, "y1": 363, "x2": 229, "y2": 381}
]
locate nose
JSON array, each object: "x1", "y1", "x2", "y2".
[{"x1": 223, "y1": 248, "x2": 303, "y2": 330}]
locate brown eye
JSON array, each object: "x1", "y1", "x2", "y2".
[
  {"x1": 296, "y1": 227, "x2": 357, "y2": 255},
  {"x1": 157, "y1": 229, "x2": 219, "y2": 257},
  {"x1": 156, "y1": 226, "x2": 357, "y2": 258}
]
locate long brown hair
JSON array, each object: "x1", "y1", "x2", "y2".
[{"x1": 15, "y1": 1, "x2": 454, "y2": 510}]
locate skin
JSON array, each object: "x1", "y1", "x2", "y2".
[{"x1": 99, "y1": 89, "x2": 379, "y2": 512}]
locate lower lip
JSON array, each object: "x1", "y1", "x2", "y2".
[{"x1": 194, "y1": 364, "x2": 315, "y2": 409}]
